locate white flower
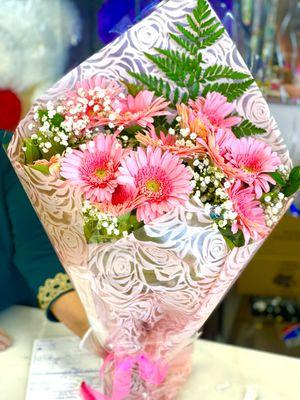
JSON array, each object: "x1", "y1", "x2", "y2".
[
  {"x1": 57, "y1": 106, "x2": 64, "y2": 113},
  {"x1": 48, "y1": 110, "x2": 56, "y2": 119},
  {"x1": 218, "y1": 220, "x2": 227, "y2": 228},
  {"x1": 204, "y1": 203, "x2": 212, "y2": 214},
  {"x1": 168, "y1": 128, "x2": 175, "y2": 135},
  {"x1": 46, "y1": 101, "x2": 54, "y2": 111},
  {"x1": 193, "y1": 172, "x2": 200, "y2": 181},
  {"x1": 109, "y1": 113, "x2": 117, "y2": 121},
  {"x1": 215, "y1": 206, "x2": 222, "y2": 215}
]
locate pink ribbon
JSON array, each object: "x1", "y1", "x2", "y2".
[{"x1": 80, "y1": 352, "x2": 168, "y2": 400}]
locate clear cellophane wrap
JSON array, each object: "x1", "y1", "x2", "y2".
[{"x1": 7, "y1": 0, "x2": 291, "y2": 398}]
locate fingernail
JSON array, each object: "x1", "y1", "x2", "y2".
[{"x1": 0, "y1": 343, "x2": 7, "y2": 351}]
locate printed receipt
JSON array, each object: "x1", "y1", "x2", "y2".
[{"x1": 26, "y1": 336, "x2": 102, "y2": 400}]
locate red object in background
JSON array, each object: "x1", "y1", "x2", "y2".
[{"x1": 0, "y1": 89, "x2": 22, "y2": 131}]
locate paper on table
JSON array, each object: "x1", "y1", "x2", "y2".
[{"x1": 26, "y1": 336, "x2": 101, "y2": 400}]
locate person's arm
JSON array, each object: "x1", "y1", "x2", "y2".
[{"x1": 50, "y1": 291, "x2": 90, "y2": 338}]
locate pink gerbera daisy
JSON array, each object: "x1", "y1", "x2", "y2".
[
  {"x1": 189, "y1": 92, "x2": 241, "y2": 131},
  {"x1": 229, "y1": 181, "x2": 269, "y2": 244},
  {"x1": 60, "y1": 134, "x2": 126, "y2": 202},
  {"x1": 114, "y1": 90, "x2": 170, "y2": 128},
  {"x1": 225, "y1": 137, "x2": 281, "y2": 198},
  {"x1": 118, "y1": 147, "x2": 193, "y2": 223}
]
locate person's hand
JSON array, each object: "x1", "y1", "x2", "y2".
[
  {"x1": 50, "y1": 291, "x2": 90, "y2": 338},
  {"x1": 0, "y1": 328, "x2": 12, "y2": 351}
]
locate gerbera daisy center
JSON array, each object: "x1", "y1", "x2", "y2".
[
  {"x1": 145, "y1": 179, "x2": 161, "y2": 193},
  {"x1": 95, "y1": 168, "x2": 108, "y2": 179}
]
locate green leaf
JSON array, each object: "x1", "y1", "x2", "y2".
[
  {"x1": 232, "y1": 119, "x2": 266, "y2": 138},
  {"x1": 282, "y1": 166, "x2": 300, "y2": 197},
  {"x1": 145, "y1": 52, "x2": 186, "y2": 86},
  {"x1": 198, "y1": 27, "x2": 225, "y2": 49},
  {"x1": 123, "y1": 125, "x2": 143, "y2": 135},
  {"x1": 219, "y1": 227, "x2": 246, "y2": 248},
  {"x1": 128, "y1": 72, "x2": 171, "y2": 99},
  {"x1": 289, "y1": 166, "x2": 300, "y2": 184},
  {"x1": 121, "y1": 80, "x2": 144, "y2": 96},
  {"x1": 269, "y1": 171, "x2": 286, "y2": 186},
  {"x1": 129, "y1": 0, "x2": 251, "y2": 107},
  {"x1": 51, "y1": 113, "x2": 64, "y2": 127},
  {"x1": 24, "y1": 139, "x2": 41, "y2": 164},
  {"x1": 203, "y1": 65, "x2": 250, "y2": 82},
  {"x1": 202, "y1": 79, "x2": 254, "y2": 102},
  {"x1": 38, "y1": 109, "x2": 48, "y2": 124},
  {"x1": 186, "y1": 15, "x2": 199, "y2": 34},
  {"x1": 176, "y1": 24, "x2": 199, "y2": 45},
  {"x1": 169, "y1": 33, "x2": 198, "y2": 55},
  {"x1": 282, "y1": 183, "x2": 300, "y2": 197},
  {"x1": 30, "y1": 164, "x2": 50, "y2": 174}
]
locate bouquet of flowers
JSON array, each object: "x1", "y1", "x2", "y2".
[{"x1": 6, "y1": 0, "x2": 300, "y2": 399}]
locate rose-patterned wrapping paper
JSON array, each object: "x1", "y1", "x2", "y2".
[{"x1": 7, "y1": 0, "x2": 291, "y2": 398}]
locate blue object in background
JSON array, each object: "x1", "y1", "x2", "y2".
[
  {"x1": 98, "y1": 0, "x2": 160, "y2": 44},
  {"x1": 97, "y1": 0, "x2": 234, "y2": 45}
]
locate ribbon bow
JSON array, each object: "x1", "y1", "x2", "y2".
[{"x1": 81, "y1": 352, "x2": 168, "y2": 400}]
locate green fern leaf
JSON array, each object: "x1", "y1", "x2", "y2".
[
  {"x1": 173, "y1": 87, "x2": 180, "y2": 104},
  {"x1": 128, "y1": 72, "x2": 171, "y2": 99},
  {"x1": 189, "y1": 81, "x2": 200, "y2": 99},
  {"x1": 198, "y1": 28, "x2": 225, "y2": 49},
  {"x1": 176, "y1": 24, "x2": 199, "y2": 45},
  {"x1": 169, "y1": 33, "x2": 198, "y2": 55},
  {"x1": 232, "y1": 119, "x2": 266, "y2": 138},
  {"x1": 203, "y1": 65, "x2": 250, "y2": 82},
  {"x1": 202, "y1": 79, "x2": 254, "y2": 101},
  {"x1": 200, "y1": 16, "x2": 217, "y2": 29},
  {"x1": 186, "y1": 15, "x2": 199, "y2": 34},
  {"x1": 144, "y1": 52, "x2": 186, "y2": 86}
]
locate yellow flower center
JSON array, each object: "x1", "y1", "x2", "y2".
[
  {"x1": 95, "y1": 168, "x2": 107, "y2": 179},
  {"x1": 242, "y1": 165, "x2": 254, "y2": 173},
  {"x1": 145, "y1": 179, "x2": 161, "y2": 193}
]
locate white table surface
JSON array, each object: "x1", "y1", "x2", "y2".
[{"x1": 0, "y1": 306, "x2": 299, "y2": 400}]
